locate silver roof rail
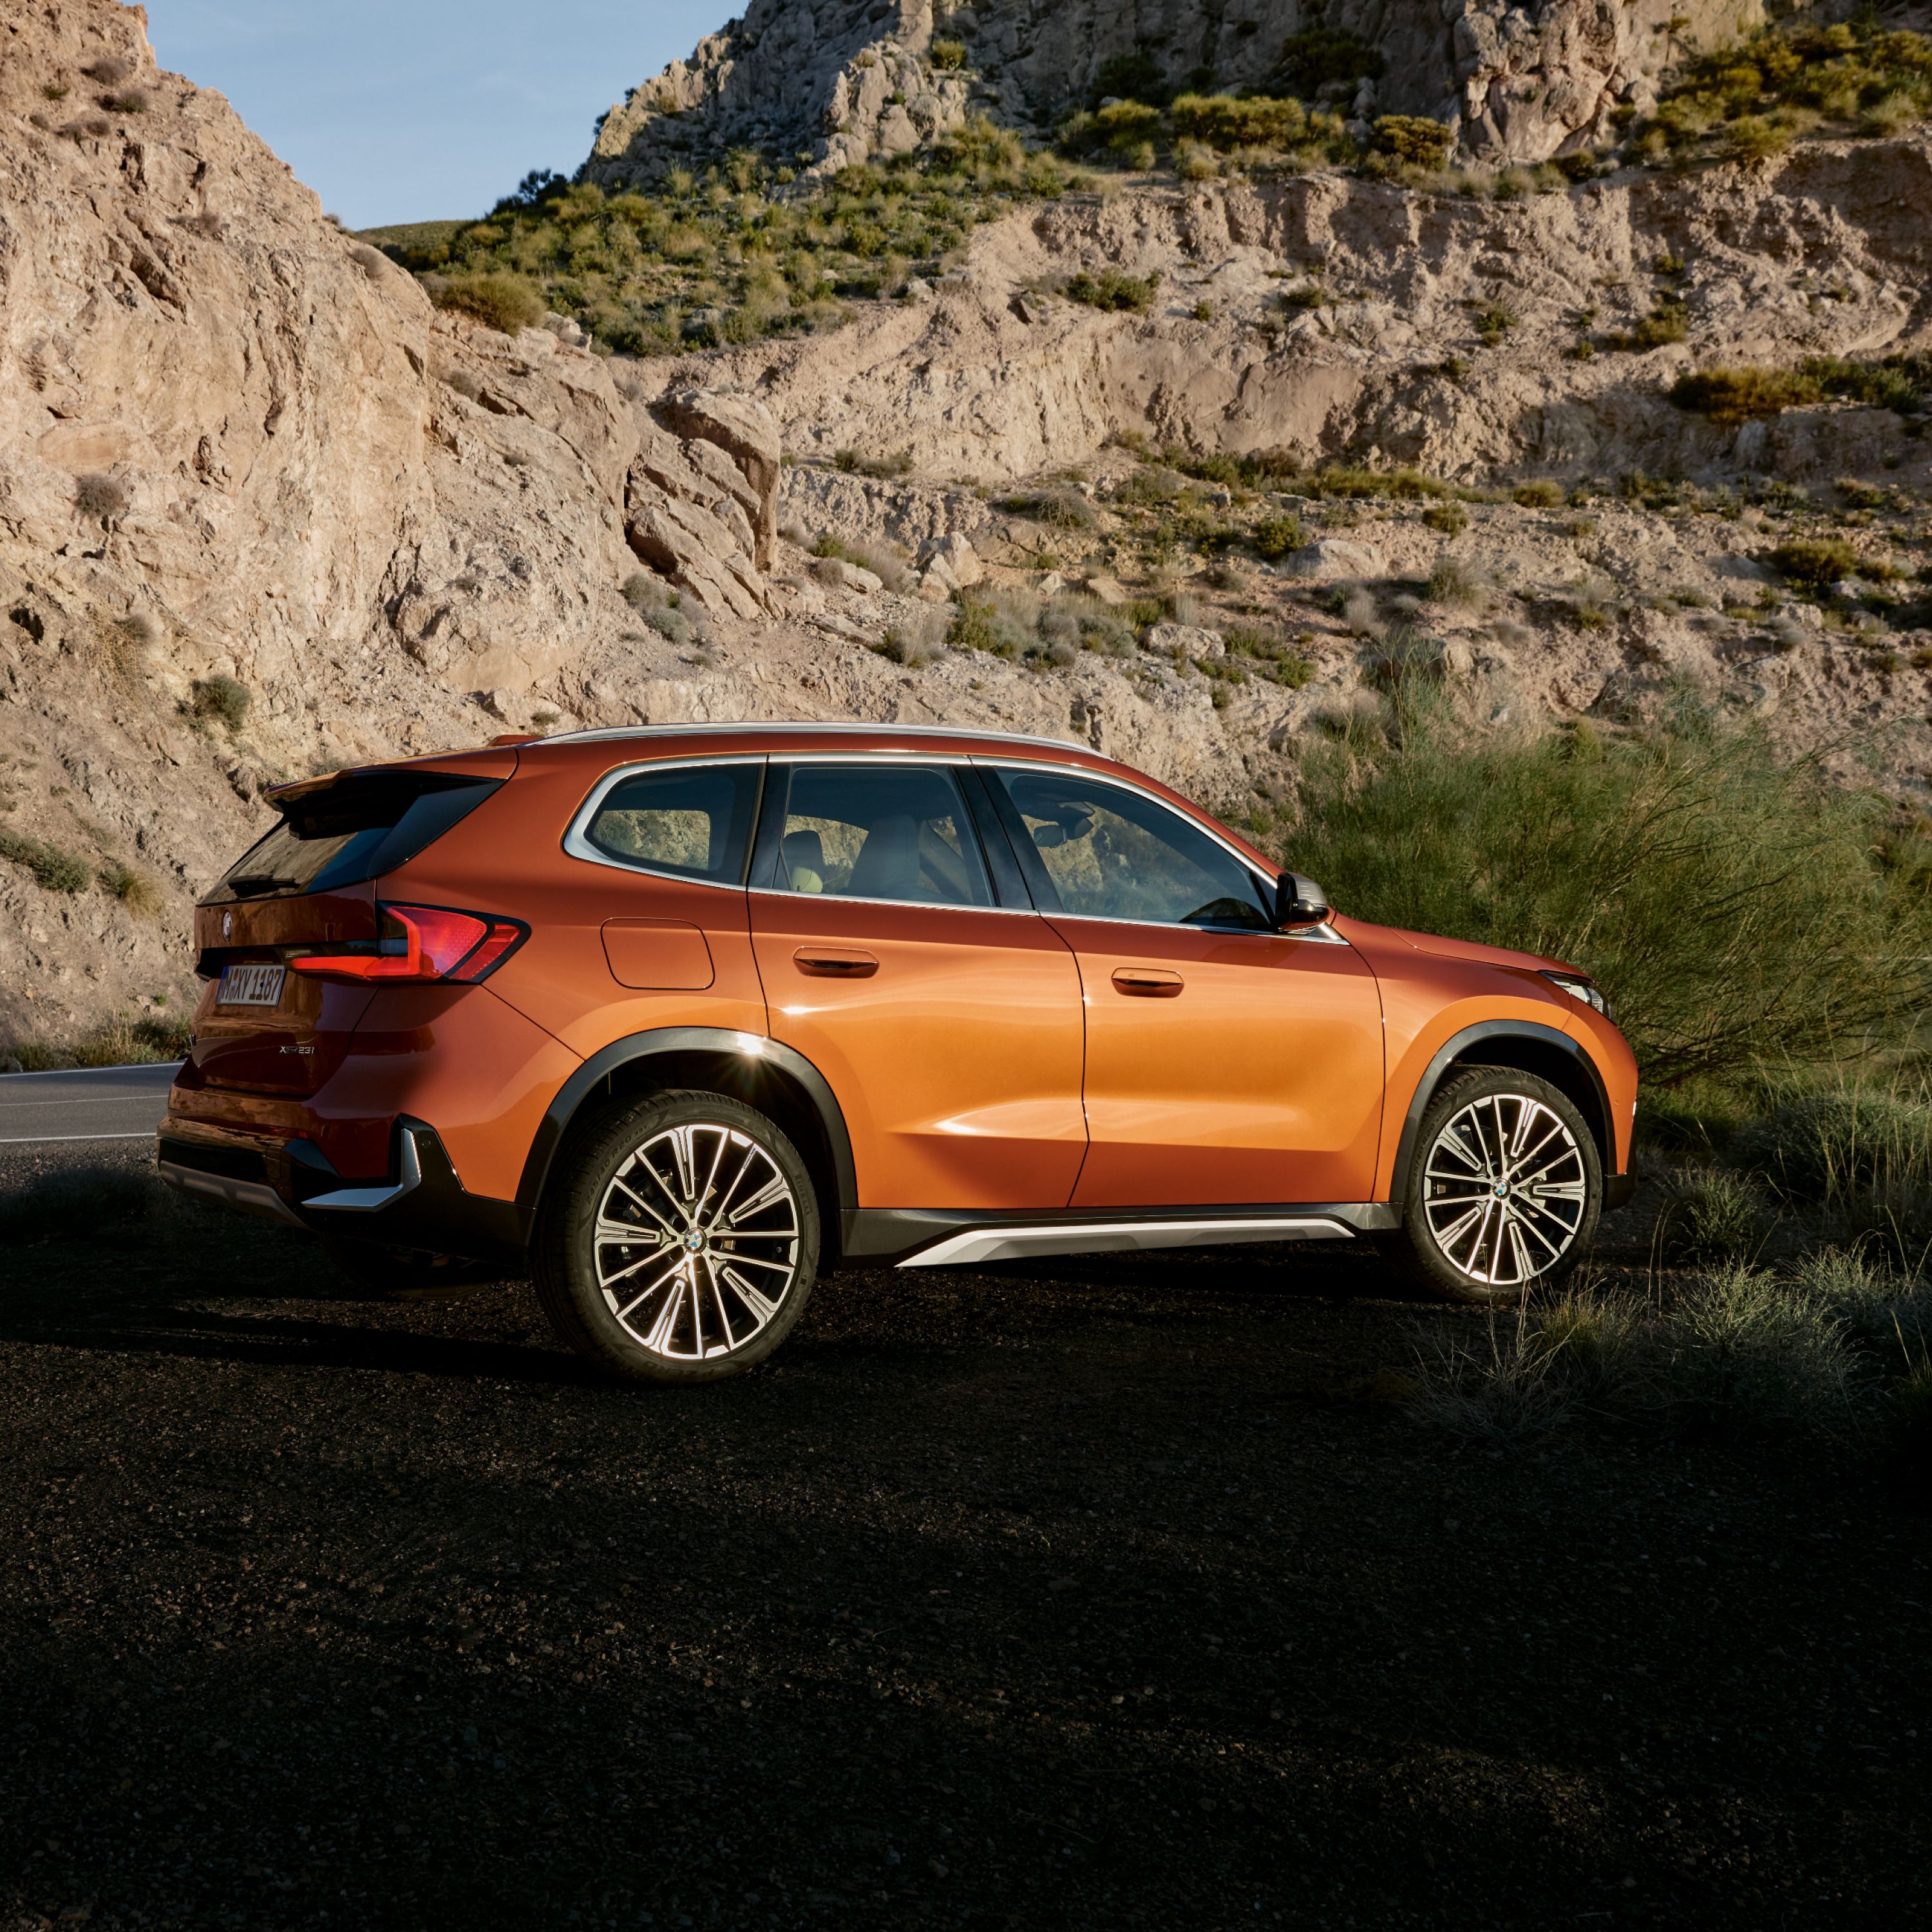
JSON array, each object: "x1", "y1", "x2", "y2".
[{"x1": 536, "y1": 719, "x2": 1086, "y2": 753}]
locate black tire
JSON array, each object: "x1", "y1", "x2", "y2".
[
  {"x1": 1394, "y1": 1066, "x2": 1601, "y2": 1305},
  {"x1": 532, "y1": 1088, "x2": 819, "y2": 1385},
  {"x1": 319, "y1": 1237, "x2": 503, "y2": 1300}
]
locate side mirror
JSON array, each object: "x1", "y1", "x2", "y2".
[{"x1": 1276, "y1": 871, "x2": 1330, "y2": 929}]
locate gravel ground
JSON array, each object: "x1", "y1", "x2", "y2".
[{"x1": 1, "y1": 1145, "x2": 1927, "y2": 1931}]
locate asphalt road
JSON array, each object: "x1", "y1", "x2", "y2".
[
  {"x1": 0, "y1": 1142, "x2": 1926, "y2": 1931},
  {"x1": 0, "y1": 1060, "x2": 180, "y2": 1144}
]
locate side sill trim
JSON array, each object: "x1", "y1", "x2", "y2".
[
  {"x1": 158, "y1": 1161, "x2": 304, "y2": 1227},
  {"x1": 898, "y1": 1215, "x2": 1356, "y2": 1269},
  {"x1": 303, "y1": 1123, "x2": 426, "y2": 1213}
]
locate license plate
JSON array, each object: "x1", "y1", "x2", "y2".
[{"x1": 217, "y1": 962, "x2": 287, "y2": 1008}]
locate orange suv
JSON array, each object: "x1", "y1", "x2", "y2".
[{"x1": 160, "y1": 724, "x2": 1636, "y2": 1382}]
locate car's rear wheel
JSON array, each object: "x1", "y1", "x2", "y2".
[
  {"x1": 1396, "y1": 1067, "x2": 1601, "y2": 1305},
  {"x1": 533, "y1": 1089, "x2": 819, "y2": 1384}
]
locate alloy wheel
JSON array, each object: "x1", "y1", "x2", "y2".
[
  {"x1": 1421, "y1": 1090, "x2": 1589, "y2": 1288},
  {"x1": 592, "y1": 1122, "x2": 802, "y2": 1360}
]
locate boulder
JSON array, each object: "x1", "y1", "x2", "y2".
[
  {"x1": 811, "y1": 555, "x2": 884, "y2": 595},
  {"x1": 1283, "y1": 540, "x2": 1385, "y2": 582},
  {"x1": 654, "y1": 388, "x2": 782, "y2": 572},
  {"x1": 916, "y1": 533, "x2": 983, "y2": 587},
  {"x1": 1084, "y1": 575, "x2": 1130, "y2": 607}
]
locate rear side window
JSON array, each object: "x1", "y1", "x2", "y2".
[
  {"x1": 581, "y1": 761, "x2": 761, "y2": 884},
  {"x1": 768, "y1": 763, "x2": 992, "y2": 907},
  {"x1": 205, "y1": 773, "x2": 502, "y2": 904}
]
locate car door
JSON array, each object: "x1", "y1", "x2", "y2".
[
  {"x1": 983, "y1": 762, "x2": 1385, "y2": 1208},
  {"x1": 746, "y1": 759, "x2": 1086, "y2": 1210}
]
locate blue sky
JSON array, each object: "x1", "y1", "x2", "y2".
[{"x1": 144, "y1": 2, "x2": 734, "y2": 229}]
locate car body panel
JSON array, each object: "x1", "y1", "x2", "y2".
[
  {"x1": 1050, "y1": 916, "x2": 1386, "y2": 1206},
  {"x1": 1338, "y1": 916, "x2": 1636, "y2": 1189},
  {"x1": 379, "y1": 761, "x2": 768, "y2": 1058},
  {"x1": 750, "y1": 890, "x2": 1087, "y2": 1209}
]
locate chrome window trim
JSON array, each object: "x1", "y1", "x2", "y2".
[
  {"x1": 747, "y1": 887, "x2": 1043, "y2": 920},
  {"x1": 971, "y1": 757, "x2": 1350, "y2": 944},
  {"x1": 757, "y1": 757, "x2": 999, "y2": 913},
  {"x1": 561, "y1": 753, "x2": 766, "y2": 889}
]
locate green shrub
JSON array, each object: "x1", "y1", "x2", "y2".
[
  {"x1": 1274, "y1": 30, "x2": 1384, "y2": 95},
  {"x1": 1058, "y1": 100, "x2": 1164, "y2": 162},
  {"x1": 73, "y1": 473, "x2": 128, "y2": 522},
  {"x1": 0, "y1": 1163, "x2": 178, "y2": 1248},
  {"x1": 1223, "y1": 626, "x2": 1312, "y2": 687},
  {"x1": 0, "y1": 829, "x2": 90, "y2": 895},
  {"x1": 1732, "y1": 1088, "x2": 1932, "y2": 1244},
  {"x1": 1171, "y1": 92, "x2": 1324, "y2": 153},
  {"x1": 1637, "y1": 20, "x2": 1932, "y2": 166},
  {"x1": 1660, "y1": 1167, "x2": 1767, "y2": 1262},
  {"x1": 1426, "y1": 557, "x2": 1482, "y2": 606},
  {"x1": 1473, "y1": 303, "x2": 1517, "y2": 345},
  {"x1": 1670, "y1": 365, "x2": 1826, "y2": 425},
  {"x1": 1665, "y1": 1264, "x2": 1858, "y2": 1435},
  {"x1": 1769, "y1": 538, "x2": 1860, "y2": 589},
  {"x1": 191, "y1": 674, "x2": 251, "y2": 730},
  {"x1": 97, "y1": 858, "x2": 162, "y2": 918},
  {"x1": 1000, "y1": 489, "x2": 1096, "y2": 530},
  {"x1": 1602, "y1": 299, "x2": 1691, "y2": 354},
  {"x1": 1799, "y1": 352, "x2": 1932, "y2": 417},
  {"x1": 1090, "y1": 50, "x2": 1170, "y2": 107},
  {"x1": 1251, "y1": 513, "x2": 1302, "y2": 559},
  {"x1": 833, "y1": 447, "x2": 914, "y2": 478},
  {"x1": 1511, "y1": 480, "x2": 1563, "y2": 508},
  {"x1": 1309, "y1": 464, "x2": 1450, "y2": 501},
  {"x1": 429, "y1": 270, "x2": 545, "y2": 334},
  {"x1": 1373, "y1": 115, "x2": 1454, "y2": 168},
  {"x1": 1063, "y1": 269, "x2": 1160, "y2": 312},
  {"x1": 1286, "y1": 695, "x2": 1932, "y2": 1087},
  {"x1": 1423, "y1": 501, "x2": 1469, "y2": 536},
  {"x1": 929, "y1": 39, "x2": 967, "y2": 71},
  {"x1": 6, "y1": 1014, "x2": 191, "y2": 1072}
]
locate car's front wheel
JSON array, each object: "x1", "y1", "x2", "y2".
[
  {"x1": 533, "y1": 1089, "x2": 819, "y2": 1384},
  {"x1": 1396, "y1": 1067, "x2": 1601, "y2": 1305}
]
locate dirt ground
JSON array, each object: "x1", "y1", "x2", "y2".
[{"x1": 1, "y1": 1147, "x2": 1926, "y2": 1931}]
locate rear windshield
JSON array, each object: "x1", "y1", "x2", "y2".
[{"x1": 204, "y1": 772, "x2": 502, "y2": 904}]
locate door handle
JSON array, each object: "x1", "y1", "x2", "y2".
[
  {"x1": 1112, "y1": 967, "x2": 1183, "y2": 997},
  {"x1": 794, "y1": 947, "x2": 879, "y2": 978}
]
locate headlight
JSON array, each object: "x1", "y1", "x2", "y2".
[{"x1": 1541, "y1": 971, "x2": 1610, "y2": 1019}]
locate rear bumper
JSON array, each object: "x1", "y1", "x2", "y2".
[{"x1": 158, "y1": 1115, "x2": 530, "y2": 1264}]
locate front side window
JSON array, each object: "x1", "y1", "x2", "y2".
[
  {"x1": 770, "y1": 764, "x2": 992, "y2": 907},
  {"x1": 582, "y1": 761, "x2": 761, "y2": 884},
  {"x1": 990, "y1": 766, "x2": 1273, "y2": 929}
]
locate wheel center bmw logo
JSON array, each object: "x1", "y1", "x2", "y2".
[
  {"x1": 685, "y1": 1230, "x2": 705, "y2": 1252},
  {"x1": 1493, "y1": 1180, "x2": 1510, "y2": 1198}
]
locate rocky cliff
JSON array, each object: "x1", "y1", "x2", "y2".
[
  {"x1": 585, "y1": 0, "x2": 1767, "y2": 185},
  {"x1": 3, "y1": 0, "x2": 1931, "y2": 1058},
  {"x1": 0, "y1": 1, "x2": 788, "y2": 1052}
]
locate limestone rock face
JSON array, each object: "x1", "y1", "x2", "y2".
[
  {"x1": 0, "y1": 0, "x2": 777, "y2": 1048},
  {"x1": 654, "y1": 388, "x2": 784, "y2": 572},
  {"x1": 583, "y1": 0, "x2": 1768, "y2": 181}
]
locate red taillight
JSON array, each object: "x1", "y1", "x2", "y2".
[{"x1": 290, "y1": 904, "x2": 527, "y2": 984}]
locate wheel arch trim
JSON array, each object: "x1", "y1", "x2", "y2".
[
  {"x1": 1388, "y1": 1021, "x2": 1615, "y2": 1208},
  {"x1": 516, "y1": 1027, "x2": 858, "y2": 1219}
]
